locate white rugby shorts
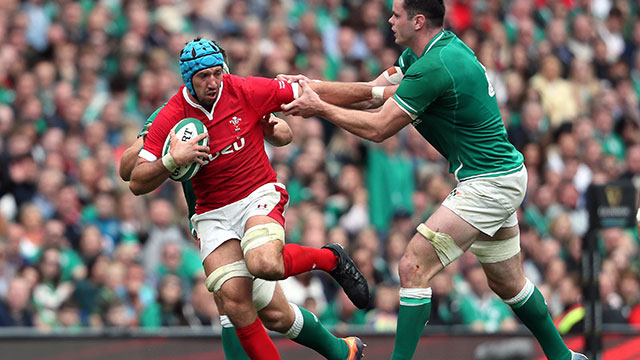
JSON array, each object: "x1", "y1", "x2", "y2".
[
  {"x1": 191, "y1": 182, "x2": 289, "y2": 261},
  {"x1": 442, "y1": 165, "x2": 527, "y2": 236}
]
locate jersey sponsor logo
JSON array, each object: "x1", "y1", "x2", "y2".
[
  {"x1": 229, "y1": 116, "x2": 242, "y2": 132},
  {"x1": 448, "y1": 188, "x2": 461, "y2": 198},
  {"x1": 204, "y1": 137, "x2": 246, "y2": 164}
]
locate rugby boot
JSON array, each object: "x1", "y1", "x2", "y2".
[
  {"x1": 322, "y1": 243, "x2": 370, "y2": 309},
  {"x1": 343, "y1": 336, "x2": 366, "y2": 360}
]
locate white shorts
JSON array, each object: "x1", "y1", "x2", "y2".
[
  {"x1": 442, "y1": 165, "x2": 527, "y2": 236},
  {"x1": 191, "y1": 182, "x2": 289, "y2": 261}
]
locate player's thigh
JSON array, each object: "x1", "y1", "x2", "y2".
[
  {"x1": 202, "y1": 239, "x2": 244, "y2": 276},
  {"x1": 243, "y1": 215, "x2": 285, "y2": 261},
  {"x1": 202, "y1": 239, "x2": 254, "y2": 307}
]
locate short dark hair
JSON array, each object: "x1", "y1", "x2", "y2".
[{"x1": 403, "y1": 0, "x2": 445, "y2": 28}]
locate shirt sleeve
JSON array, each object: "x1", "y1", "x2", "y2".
[
  {"x1": 392, "y1": 61, "x2": 450, "y2": 119},
  {"x1": 242, "y1": 76, "x2": 295, "y2": 116},
  {"x1": 138, "y1": 104, "x2": 166, "y2": 138},
  {"x1": 139, "y1": 107, "x2": 176, "y2": 162}
]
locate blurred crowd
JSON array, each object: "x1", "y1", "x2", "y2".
[{"x1": 0, "y1": 0, "x2": 639, "y2": 336}]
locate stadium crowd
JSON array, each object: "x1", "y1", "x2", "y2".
[{"x1": 0, "y1": 0, "x2": 639, "y2": 336}]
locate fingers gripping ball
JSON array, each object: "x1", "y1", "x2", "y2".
[{"x1": 162, "y1": 118, "x2": 209, "y2": 182}]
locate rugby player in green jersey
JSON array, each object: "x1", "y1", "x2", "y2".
[{"x1": 282, "y1": 0, "x2": 587, "y2": 359}]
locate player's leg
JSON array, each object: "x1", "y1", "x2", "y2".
[
  {"x1": 203, "y1": 239, "x2": 280, "y2": 360},
  {"x1": 478, "y1": 225, "x2": 573, "y2": 360},
  {"x1": 258, "y1": 282, "x2": 364, "y2": 360},
  {"x1": 240, "y1": 184, "x2": 368, "y2": 309},
  {"x1": 391, "y1": 205, "x2": 479, "y2": 360},
  {"x1": 214, "y1": 295, "x2": 250, "y2": 360},
  {"x1": 242, "y1": 216, "x2": 337, "y2": 280}
]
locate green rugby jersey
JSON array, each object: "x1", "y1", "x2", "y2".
[
  {"x1": 140, "y1": 104, "x2": 198, "y2": 238},
  {"x1": 393, "y1": 30, "x2": 523, "y2": 181}
]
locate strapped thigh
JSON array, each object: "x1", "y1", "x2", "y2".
[
  {"x1": 241, "y1": 223, "x2": 285, "y2": 255},
  {"x1": 470, "y1": 233, "x2": 520, "y2": 263},
  {"x1": 205, "y1": 260, "x2": 253, "y2": 293}
]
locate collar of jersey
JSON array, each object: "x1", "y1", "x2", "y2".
[
  {"x1": 182, "y1": 81, "x2": 224, "y2": 120},
  {"x1": 419, "y1": 29, "x2": 446, "y2": 58}
]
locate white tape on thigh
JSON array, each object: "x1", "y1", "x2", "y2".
[
  {"x1": 416, "y1": 224, "x2": 464, "y2": 267},
  {"x1": 252, "y1": 278, "x2": 276, "y2": 311},
  {"x1": 205, "y1": 260, "x2": 253, "y2": 293},
  {"x1": 470, "y1": 233, "x2": 521, "y2": 263},
  {"x1": 241, "y1": 223, "x2": 285, "y2": 255}
]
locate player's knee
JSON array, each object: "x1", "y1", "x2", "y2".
[
  {"x1": 221, "y1": 295, "x2": 254, "y2": 319},
  {"x1": 259, "y1": 306, "x2": 289, "y2": 332},
  {"x1": 246, "y1": 252, "x2": 285, "y2": 280},
  {"x1": 398, "y1": 253, "x2": 424, "y2": 286},
  {"x1": 487, "y1": 277, "x2": 523, "y2": 300},
  {"x1": 217, "y1": 285, "x2": 254, "y2": 318}
]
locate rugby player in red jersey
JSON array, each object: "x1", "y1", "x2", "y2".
[{"x1": 129, "y1": 38, "x2": 377, "y2": 359}]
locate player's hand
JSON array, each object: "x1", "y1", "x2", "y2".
[
  {"x1": 260, "y1": 114, "x2": 278, "y2": 137},
  {"x1": 276, "y1": 73, "x2": 313, "y2": 83},
  {"x1": 141, "y1": 123, "x2": 152, "y2": 141},
  {"x1": 281, "y1": 80, "x2": 324, "y2": 118},
  {"x1": 169, "y1": 130, "x2": 210, "y2": 166}
]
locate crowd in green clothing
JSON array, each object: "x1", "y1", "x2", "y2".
[{"x1": 0, "y1": 0, "x2": 639, "y2": 334}]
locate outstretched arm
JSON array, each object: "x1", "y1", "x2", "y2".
[
  {"x1": 282, "y1": 81, "x2": 413, "y2": 143},
  {"x1": 261, "y1": 115, "x2": 292, "y2": 147},
  {"x1": 306, "y1": 81, "x2": 395, "y2": 107},
  {"x1": 278, "y1": 74, "x2": 396, "y2": 109}
]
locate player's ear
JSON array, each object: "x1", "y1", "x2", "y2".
[{"x1": 413, "y1": 14, "x2": 426, "y2": 31}]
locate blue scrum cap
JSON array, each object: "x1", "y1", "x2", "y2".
[{"x1": 180, "y1": 39, "x2": 225, "y2": 96}]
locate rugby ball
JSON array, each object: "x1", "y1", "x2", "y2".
[{"x1": 162, "y1": 118, "x2": 209, "y2": 182}]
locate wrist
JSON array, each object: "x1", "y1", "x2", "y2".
[
  {"x1": 372, "y1": 86, "x2": 385, "y2": 100},
  {"x1": 162, "y1": 153, "x2": 178, "y2": 172}
]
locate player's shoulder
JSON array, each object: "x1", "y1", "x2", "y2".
[{"x1": 223, "y1": 73, "x2": 244, "y2": 86}]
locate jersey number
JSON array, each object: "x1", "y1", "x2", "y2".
[{"x1": 479, "y1": 63, "x2": 495, "y2": 97}]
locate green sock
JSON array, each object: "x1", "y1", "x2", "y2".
[
  {"x1": 286, "y1": 304, "x2": 349, "y2": 360},
  {"x1": 506, "y1": 279, "x2": 571, "y2": 360},
  {"x1": 221, "y1": 317, "x2": 250, "y2": 360},
  {"x1": 391, "y1": 288, "x2": 432, "y2": 360}
]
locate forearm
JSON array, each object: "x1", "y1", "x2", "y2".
[
  {"x1": 317, "y1": 103, "x2": 385, "y2": 142},
  {"x1": 343, "y1": 86, "x2": 398, "y2": 110},
  {"x1": 129, "y1": 159, "x2": 171, "y2": 195},
  {"x1": 308, "y1": 81, "x2": 378, "y2": 107},
  {"x1": 119, "y1": 138, "x2": 144, "y2": 181}
]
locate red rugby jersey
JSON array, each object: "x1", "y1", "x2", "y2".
[{"x1": 140, "y1": 74, "x2": 295, "y2": 213}]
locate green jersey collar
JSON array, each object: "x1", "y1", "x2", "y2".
[{"x1": 417, "y1": 29, "x2": 446, "y2": 58}]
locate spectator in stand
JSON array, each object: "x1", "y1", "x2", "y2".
[{"x1": 0, "y1": 276, "x2": 34, "y2": 326}]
